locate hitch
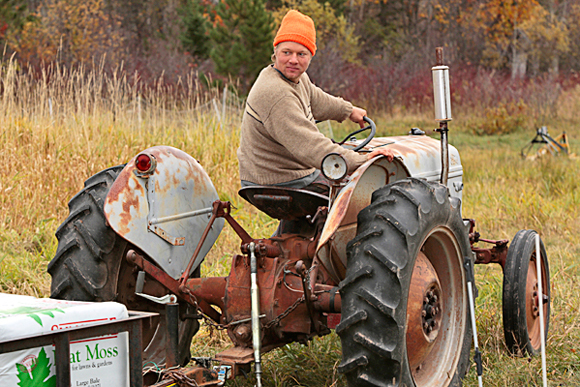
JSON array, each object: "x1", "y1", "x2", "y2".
[{"x1": 468, "y1": 219, "x2": 508, "y2": 269}]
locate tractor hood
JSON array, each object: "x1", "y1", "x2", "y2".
[{"x1": 364, "y1": 135, "x2": 463, "y2": 185}]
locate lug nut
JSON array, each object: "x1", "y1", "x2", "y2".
[{"x1": 421, "y1": 310, "x2": 427, "y2": 317}]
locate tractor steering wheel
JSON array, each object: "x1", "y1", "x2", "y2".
[{"x1": 335, "y1": 116, "x2": 376, "y2": 152}]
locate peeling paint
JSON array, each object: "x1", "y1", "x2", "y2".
[
  {"x1": 317, "y1": 135, "x2": 464, "y2": 283},
  {"x1": 104, "y1": 146, "x2": 224, "y2": 279}
]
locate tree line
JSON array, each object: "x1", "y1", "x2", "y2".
[{"x1": 1, "y1": 0, "x2": 578, "y2": 103}]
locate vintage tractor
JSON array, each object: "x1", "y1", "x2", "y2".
[{"x1": 47, "y1": 54, "x2": 550, "y2": 387}]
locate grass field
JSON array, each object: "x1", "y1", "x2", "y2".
[{"x1": 1, "y1": 61, "x2": 579, "y2": 386}]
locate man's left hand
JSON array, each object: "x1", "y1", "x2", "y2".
[{"x1": 367, "y1": 148, "x2": 394, "y2": 162}]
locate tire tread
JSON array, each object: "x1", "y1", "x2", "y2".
[{"x1": 339, "y1": 178, "x2": 471, "y2": 387}]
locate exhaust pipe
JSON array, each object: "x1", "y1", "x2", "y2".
[{"x1": 432, "y1": 47, "x2": 452, "y2": 186}]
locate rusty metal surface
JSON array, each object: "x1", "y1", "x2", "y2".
[
  {"x1": 526, "y1": 256, "x2": 549, "y2": 351},
  {"x1": 214, "y1": 347, "x2": 254, "y2": 379},
  {"x1": 148, "y1": 367, "x2": 220, "y2": 387},
  {"x1": 104, "y1": 146, "x2": 224, "y2": 279},
  {"x1": 186, "y1": 277, "x2": 227, "y2": 310},
  {"x1": 469, "y1": 223, "x2": 509, "y2": 268},
  {"x1": 316, "y1": 156, "x2": 402, "y2": 282},
  {"x1": 127, "y1": 250, "x2": 221, "y2": 322},
  {"x1": 364, "y1": 135, "x2": 463, "y2": 198},
  {"x1": 347, "y1": 135, "x2": 463, "y2": 200},
  {"x1": 406, "y1": 252, "x2": 442, "y2": 372},
  {"x1": 214, "y1": 200, "x2": 253, "y2": 244},
  {"x1": 317, "y1": 135, "x2": 464, "y2": 283},
  {"x1": 206, "y1": 233, "x2": 338, "y2": 353},
  {"x1": 472, "y1": 244, "x2": 508, "y2": 268},
  {"x1": 313, "y1": 284, "x2": 341, "y2": 313},
  {"x1": 409, "y1": 227, "x2": 467, "y2": 385},
  {"x1": 118, "y1": 194, "x2": 344, "y2": 378}
]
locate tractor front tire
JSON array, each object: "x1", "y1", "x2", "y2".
[
  {"x1": 502, "y1": 229, "x2": 550, "y2": 357},
  {"x1": 338, "y1": 178, "x2": 472, "y2": 387},
  {"x1": 48, "y1": 165, "x2": 199, "y2": 367}
]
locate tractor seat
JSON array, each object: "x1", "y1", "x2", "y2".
[{"x1": 238, "y1": 186, "x2": 329, "y2": 221}]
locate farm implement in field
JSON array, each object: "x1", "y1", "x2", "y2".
[
  {"x1": 521, "y1": 125, "x2": 574, "y2": 159},
  {"x1": 47, "y1": 49, "x2": 550, "y2": 387}
]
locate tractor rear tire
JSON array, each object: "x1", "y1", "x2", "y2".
[
  {"x1": 338, "y1": 178, "x2": 472, "y2": 387},
  {"x1": 47, "y1": 165, "x2": 199, "y2": 367},
  {"x1": 502, "y1": 229, "x2": 550, "y2": 357}
]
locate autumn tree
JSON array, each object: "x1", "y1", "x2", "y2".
[
  {"x1": 477, "y1": 0, "x2": 539, "y2": 77},
  {"x1": 519, "y1": 3, "x2": 569, "y2": 76},
  {"x1": 10, "y1": 0, "x2": 123, "y2": 67},
  {"x1": 0, "y1": 0, "x2": 32, "y2": 46}
]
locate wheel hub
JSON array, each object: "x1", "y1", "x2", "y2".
[
  {"x1": 531, "y1": 284, "x2": 540, "y2": 318},
  {"x1": 526, "y1": 258, "x2": 549, "y2": 350},
  {"x1": 406, "y1": 251, "x2": 443, "y2": 371},
  {"x1": 422, "y1": 286, "x2": 441, "y2": 336}
]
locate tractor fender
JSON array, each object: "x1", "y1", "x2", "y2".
[
  {"x1": 104, "y1": 146, "x2": 224, "y2": 279},
  {"x1": 316, "y1": 156, "x2": 409, "y2": 282},
  {"x1": 316, "y1": 135, "x2": 463, "y2": 283}
]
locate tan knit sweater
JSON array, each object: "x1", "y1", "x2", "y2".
[{"x1": 237, "y1": 65, "x2": 368, "y2": 185}]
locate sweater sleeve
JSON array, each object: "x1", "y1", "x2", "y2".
[
  {"x1": 306, "y1": 75, "x2": 353, "y2": 122},
  {"x1": 264, "y1": 95, "x2": 367, "y2": 174}
]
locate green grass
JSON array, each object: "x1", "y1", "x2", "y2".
[{"x1": 1, "y1": 60, "x2": 579, "y2": 386}]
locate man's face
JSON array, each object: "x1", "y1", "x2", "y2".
[{"x1": 273, "y1": 41, "x2": 312, "y2": 83}]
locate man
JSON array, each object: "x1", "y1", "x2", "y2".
[{"x1": 238, "y1": 10, "x2": 393, "y2": 193}]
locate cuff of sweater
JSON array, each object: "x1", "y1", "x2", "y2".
[
  {"x1": 344, "y1": 151, "x2": 368, "y2": 174},
  {"x1": 337, "y1": 102, "x2": 353, "y2": 123}
]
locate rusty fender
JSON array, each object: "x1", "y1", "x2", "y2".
[
  {"x1": 104, "y1": 146, "x2": 224, "y2": 280},
  {"x1": 316, "y1": 135, "x2": 464, "y2": 283},
  {"x1": 316, "y1": 154, "x2": 409, "y2": 283}
]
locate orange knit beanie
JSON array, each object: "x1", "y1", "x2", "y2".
[{"x1": 273, "y1": 10, "x2": 317, "y2": 56}]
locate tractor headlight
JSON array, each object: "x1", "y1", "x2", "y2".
[{"x1": 321, "y1": 153, "x2": 347, "y2": 181}]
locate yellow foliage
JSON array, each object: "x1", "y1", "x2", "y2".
[
  {"x1": 479, "y1": 100, "x2": 529, "y2": 135},
  {"x1": 7, "y1": 0, "x2": 124, "y2": 66},
  {"x1": 272, "y1": 0, "x2": 360, "y2": 64},
  {"x1": 519, "y1": 4, "x2": 570, "y2": 58}
]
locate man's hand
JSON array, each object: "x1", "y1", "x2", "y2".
[
  {"x1": 349, "y1": 106, "x2": 367, "y2": 128},
  {"x1": 367, "y1": 148, "x2": 395, "y2": 162}
]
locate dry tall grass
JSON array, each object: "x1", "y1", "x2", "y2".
[{"x1": 1, "y1": 59, "x2": 579, "y2": 386}]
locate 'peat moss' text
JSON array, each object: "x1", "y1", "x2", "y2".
[{"x1": 70, "y1": 343, "x2": 119, "y2": 363}]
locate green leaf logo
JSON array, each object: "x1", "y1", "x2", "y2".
[
  {"x1": 16, "y1": 347, "x2": 56, "y2": 387},
  {"x1": 1, "y1": 306, "x2": 65, "y2": 327}
]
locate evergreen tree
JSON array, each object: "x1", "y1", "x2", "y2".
[
  {"x1": 179, "y1": 0, "x2": 211, "y2": 60},
  {"x1": 209, "y1": 0, "x2": 274, "y2": 92}
]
